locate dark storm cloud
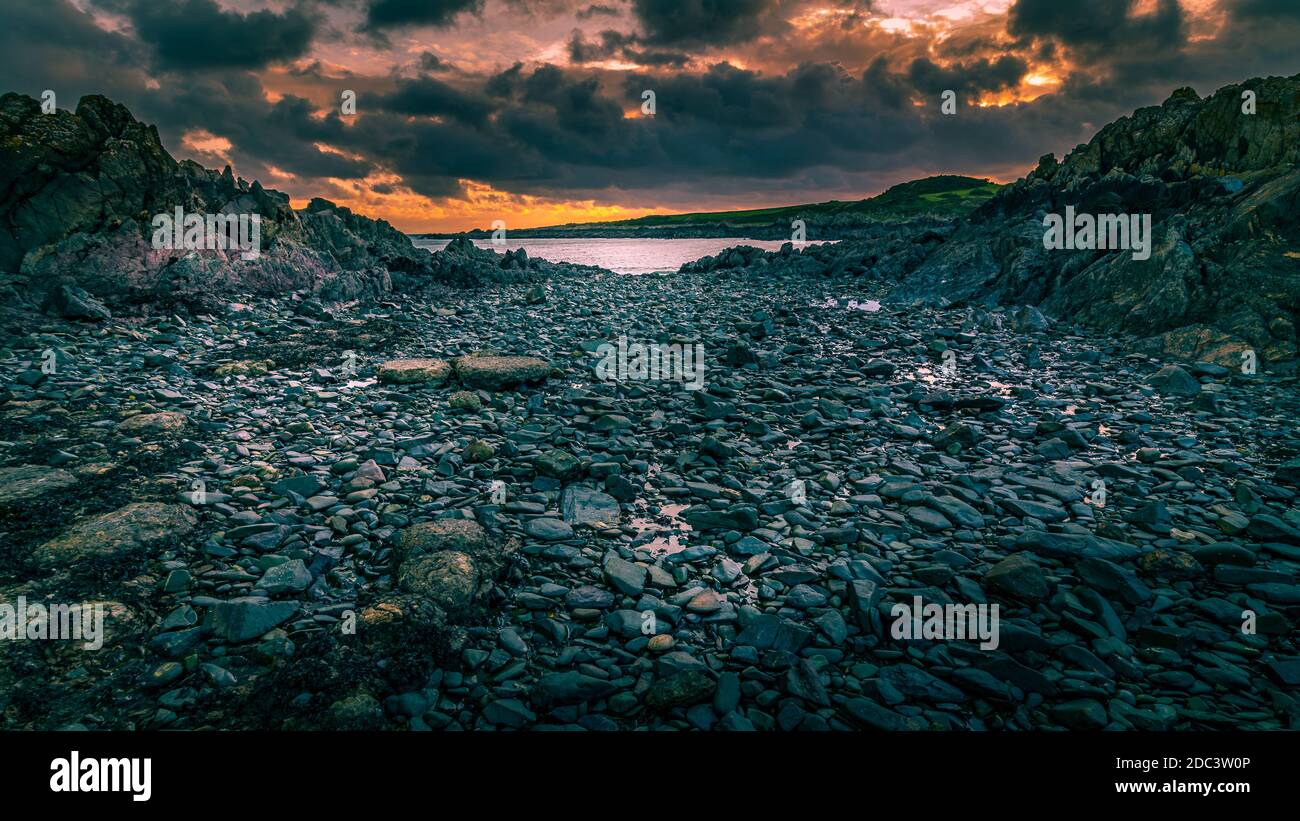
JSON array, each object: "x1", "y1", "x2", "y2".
[
  {"x1": 379, "y1": 76, "x2": 495, "y2": 124},
  {"x1": 935, "y1": 36, "x2": 1005, "y2": 60},
  {"x1": 0, "y1": 0, "x2": 146, "y2": 96},
  {"x1": 0, "y1": 2, "x2": 372, "y2": 186},
  {"x1": 485, "y1": 62, "x2": 527, "y2": 97},
  {"x1": 1004, "y1": 0, "x2": 1297, "y2": 116},
  {"x1": 127, "y1": 0, "x2": 321, "y2": 70},
  {"x1": 628, "y1": 49, "x2": 692, "y2": 68},
  {"x1": 144, "y1": 75, "x2": 373, "y2": 180},
  {"x1": 626, "y1": 61, "x2": 804, "y2": 128},
  {"x1": 567, "y1": 29, "x2": 691, "y2": 67},
  {"x1": 860, "y1": 57, "x2": 912, "y2": 110},
  {"x1": 1008, "y1": 0, "x2": 1186, "y2": 57},
  {"x1": 419, "y1": 53, "x2": 456, "y2": 72},
  {"x1": 331, "y1": 113, "x2": 536, "y2": 197},
  {"x1": 630, "y1": 0, "x2": 783, "y2": 48},
  {"x1": 1010, "y1": 0, "x2": 1131, "y2": 45},
  {"x1": 362, "y1": 0, "x2": 483, "y2": 31},
  {"x1": 568, "y1": 29, "x2": 636, "y2": 62},
  {"x1": 907, "y1": 56, "x2": 1029, "y2": 96},
  {"x1": 6, "y1": 0, "x2": 1300, "y2": 225},
  {"x1": 334, "y1": 58, "x2": 1070, "y2": 203},
  {"x1": 1230, "y1": 0, "x2": 1300, "y2": 20},
  {"x1": 518, "y1": 65, "x2": 628, "y2": 132}
]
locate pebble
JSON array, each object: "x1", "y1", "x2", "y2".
[{"x1": 2, "y1": 261, "x2": 1296, "y2": 734}]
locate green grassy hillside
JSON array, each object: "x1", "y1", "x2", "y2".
[
  {"x1": 595, "y1": 175, "x2": 999, "y2": 229},
  {"x1": 425, "y1": 174, "x2": 1001, "y2": 239}
]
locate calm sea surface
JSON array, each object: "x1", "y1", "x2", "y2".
[{"x1": 410, "y1": 237, "x2": 805, "y2": 275}]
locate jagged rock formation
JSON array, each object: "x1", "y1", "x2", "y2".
[
  {"x1": 892, "y1": 75, "x2": 1300, "y2": 365},
  {"x1": 0, "y1": 93, "x2": 552, "y2": 319},
  {"x1": 679, "y1": 219, "x2": 952, "y2": 281},
  {"x1": 0, "y1": 93, "x2": 421, "y2": 305},
  {"x1": 422, "y1": 237, "x2": 559, "y2": 287}
]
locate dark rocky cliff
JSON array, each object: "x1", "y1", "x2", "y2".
[
  {"x1": 0, "y1": 93, "x2": 558, "y2": 319},
  {"x1": 892, "y1": 75, "x2": 1300, "y2": 365},
  {"x1": 0, "y1": 93, "x2": 434, "y2": 305}
]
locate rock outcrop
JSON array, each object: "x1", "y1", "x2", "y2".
[
  {"x1": 0, "y1": 93, "x2": 421, "y2": 306},
  {"x1": 891, "y1": 75, "x2": 1300, "y2": 365},
  {"x1": 0, "y1": 93, "x2": 556, "y2": 320}
]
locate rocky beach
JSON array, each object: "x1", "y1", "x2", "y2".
[
  {"x1": 2, "y1": 259, "x2": 1298, "y2": 731},
  {"x1": 3, "y1": 70, "x2": 1300, "y2": 733}
]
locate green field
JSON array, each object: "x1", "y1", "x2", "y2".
[{"x1": 425, "y1": 174, "x2": 1003, "y2": 239}]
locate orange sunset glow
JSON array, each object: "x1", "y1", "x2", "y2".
[{"x1": 14, "y1": 0, "x2": 1294, "y2": 233}]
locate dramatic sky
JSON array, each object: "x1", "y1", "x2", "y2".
[{"x1": 4, "y1": 0, "x2": 1300, "y2": 231}]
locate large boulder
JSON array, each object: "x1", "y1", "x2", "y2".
[
  {"x1": 377, "y1": 358, "x2": 452, "y2": 384},
  {"x1": 1146, "y1": 364, "x2": 1201, "y2": 396},
  {"x1": 207, "y1": 598, "x2": 299, "y2": 643},
  {"x1": 423, "y1": 237, "x2": 546, "y2": 286},
  {"x1": 116, "y1": 410, "x2": 188, "y2": 436},
  {"x1": 45, "y1": 283, "x2": 111, "y2": 321},
  {"x1": 0, "y1": 465, "x2": 78, "y2": 511},
  {"x1": 385, "y1": 518, "x2": 515, "y2": 616},
  {"x1": 398, "y1": 518, "x2": 493, "y2": 560},
  {"x1": 453, "y1": 354, "x2": 550, "y2": 391},
  {"x1": 32, "y1": 503, "x2": 196, "y2": 568},
  {"x1": 561, "y1": 486, "x2": 621, "y2": 527},
  {"x1": 397, "y1": 551, "x2": 481, "y2": 614}
]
